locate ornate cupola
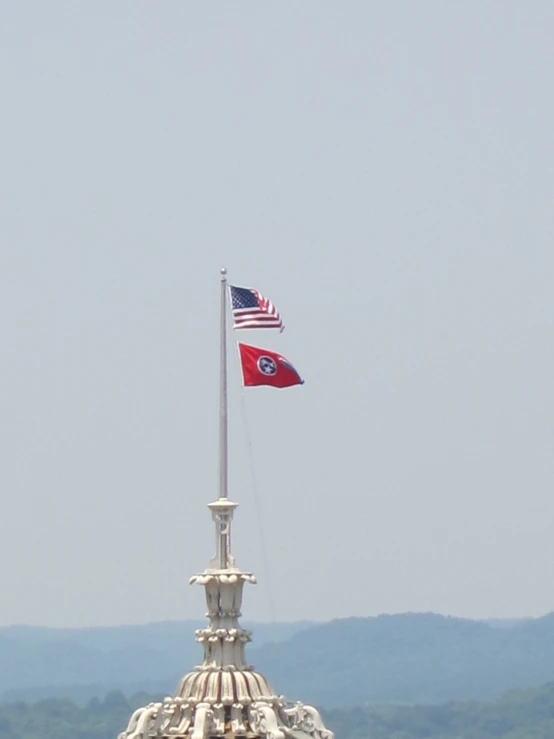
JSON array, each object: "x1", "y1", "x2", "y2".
[
  {"x1": 117, "y1": 270, "x2": 334, "y2": 739},
  {"x1": 117, "y1": 490, "x2": 334, "y2": 739}
]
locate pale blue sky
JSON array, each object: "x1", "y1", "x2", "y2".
[{"x1": 2, "y1": 1, "x2": 554, "y2": 627}]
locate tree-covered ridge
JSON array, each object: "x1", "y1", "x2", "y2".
[
  {"x1": 5, "y1": 682, "x2": 554, "y2": 739},
  {"x1": 0, "y1": 691, "x2": 146, "y2": 739},
  {"x1": 0, "y1": 620, "x2": 313, "y2": 702},
  {"x1": 5, "y1": 614, "x2": 554, "y2": 707},
  {"x1": 256, "y1": 613, "x2": 554, "y2": 707}
]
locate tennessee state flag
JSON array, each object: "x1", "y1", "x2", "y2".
[{"x1": 238, "y1": 343, "x2": 304, "y2": 389}]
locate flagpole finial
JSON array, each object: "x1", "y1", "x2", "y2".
[{"x1": 220, "y1": 267, "x2": 227, "y2": 279}]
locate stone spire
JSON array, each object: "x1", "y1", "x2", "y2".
[{"x1": 117, "y1": 492, "x2": 335, "y2": 739}]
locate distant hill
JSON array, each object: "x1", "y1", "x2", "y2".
[
  {"x1": 3, "y1": 614, "x2": 554, "y2": 707},
  {"x1": 484, "y1": 617, "x2": 529, "y2": 629},
  {"x1": 255, "y1": 612, "x2": 554, "y2": 707},
  {"x1": 0, "y1": 620, "x2": 313, "y2": 703},
  {"x1": 1, "y1": 620, "x2": 313, "y2": 652}
]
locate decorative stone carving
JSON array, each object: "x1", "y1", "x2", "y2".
[
  {"x1": 116, "y1": 496, "x2": 335, "y2": 739},
  {"x1": 249, "y1": 702, "x2": 286, "y2": 739},
  {"x1": 190, "y1": 702, "x2": 213, "y2": 739},
  {"x1": 281, "y1": 701, "x2": 335, "y2": 739},
  {"x1": 117, "y1": 702, "x2": 162, "y2": 739},
  {"x1": 231, "y1": 702, "x2": 247, "y2": 734}
]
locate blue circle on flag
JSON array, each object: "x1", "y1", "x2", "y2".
[{"x1": 258, "y1": 356, "x2": 277, "y2": 376}]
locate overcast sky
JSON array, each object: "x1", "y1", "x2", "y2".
[{"x1": 2, "y1": 1, "x2": 554, "y2": 628}]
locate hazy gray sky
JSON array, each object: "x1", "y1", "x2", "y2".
[{"x1": 2, "y1": 1, "x2": 554, "y2": 628}]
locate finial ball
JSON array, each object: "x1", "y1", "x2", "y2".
[{"x1": 220, "y1": 267, "x2": 227, "y2": 276}]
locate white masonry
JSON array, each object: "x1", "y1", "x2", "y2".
[{"x1": 117, "y1": 495, "x2": 335, "y2": 739}]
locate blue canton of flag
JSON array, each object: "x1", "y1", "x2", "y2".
[{"x1": 229, "y1": 285, "x2": 284, "y2": 331}]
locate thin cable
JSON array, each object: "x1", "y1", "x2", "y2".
[{"x1": 239, "y1": 388, "x2": 277, "y2": 624}]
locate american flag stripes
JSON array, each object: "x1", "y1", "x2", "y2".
[{"x1": 229, "y1": 285, "x2": 284, "y2": 332}]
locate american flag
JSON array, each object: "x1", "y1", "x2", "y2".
[{"x1": 229, "y1": 285, "x2": 284, "y2": 331}]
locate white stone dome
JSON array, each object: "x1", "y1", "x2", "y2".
[{"x1": 177, "y1": 667, "x2": 277, "y2": 706}]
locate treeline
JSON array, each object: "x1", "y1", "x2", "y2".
[
  {"x1": 325, "y1": 681, "x2": 554, "y2": 739},
  {"x1": 5, "y1": 681, "x2": 554, "y2": 739},
  {"x1": 0, "y1": 691, "x2": 149, "y2": 739}
]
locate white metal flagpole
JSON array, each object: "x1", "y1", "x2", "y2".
[{"x1": 219, "y1": 267, "x2": 228, "y2": 502}]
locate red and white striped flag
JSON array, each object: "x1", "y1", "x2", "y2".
[{"x1": 229, "y1": 285, "x2": 284, "y2": 331}]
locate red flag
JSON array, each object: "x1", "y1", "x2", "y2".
[{"x1": 238, "y1": 343, "x2": 304, "y2": 389}]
